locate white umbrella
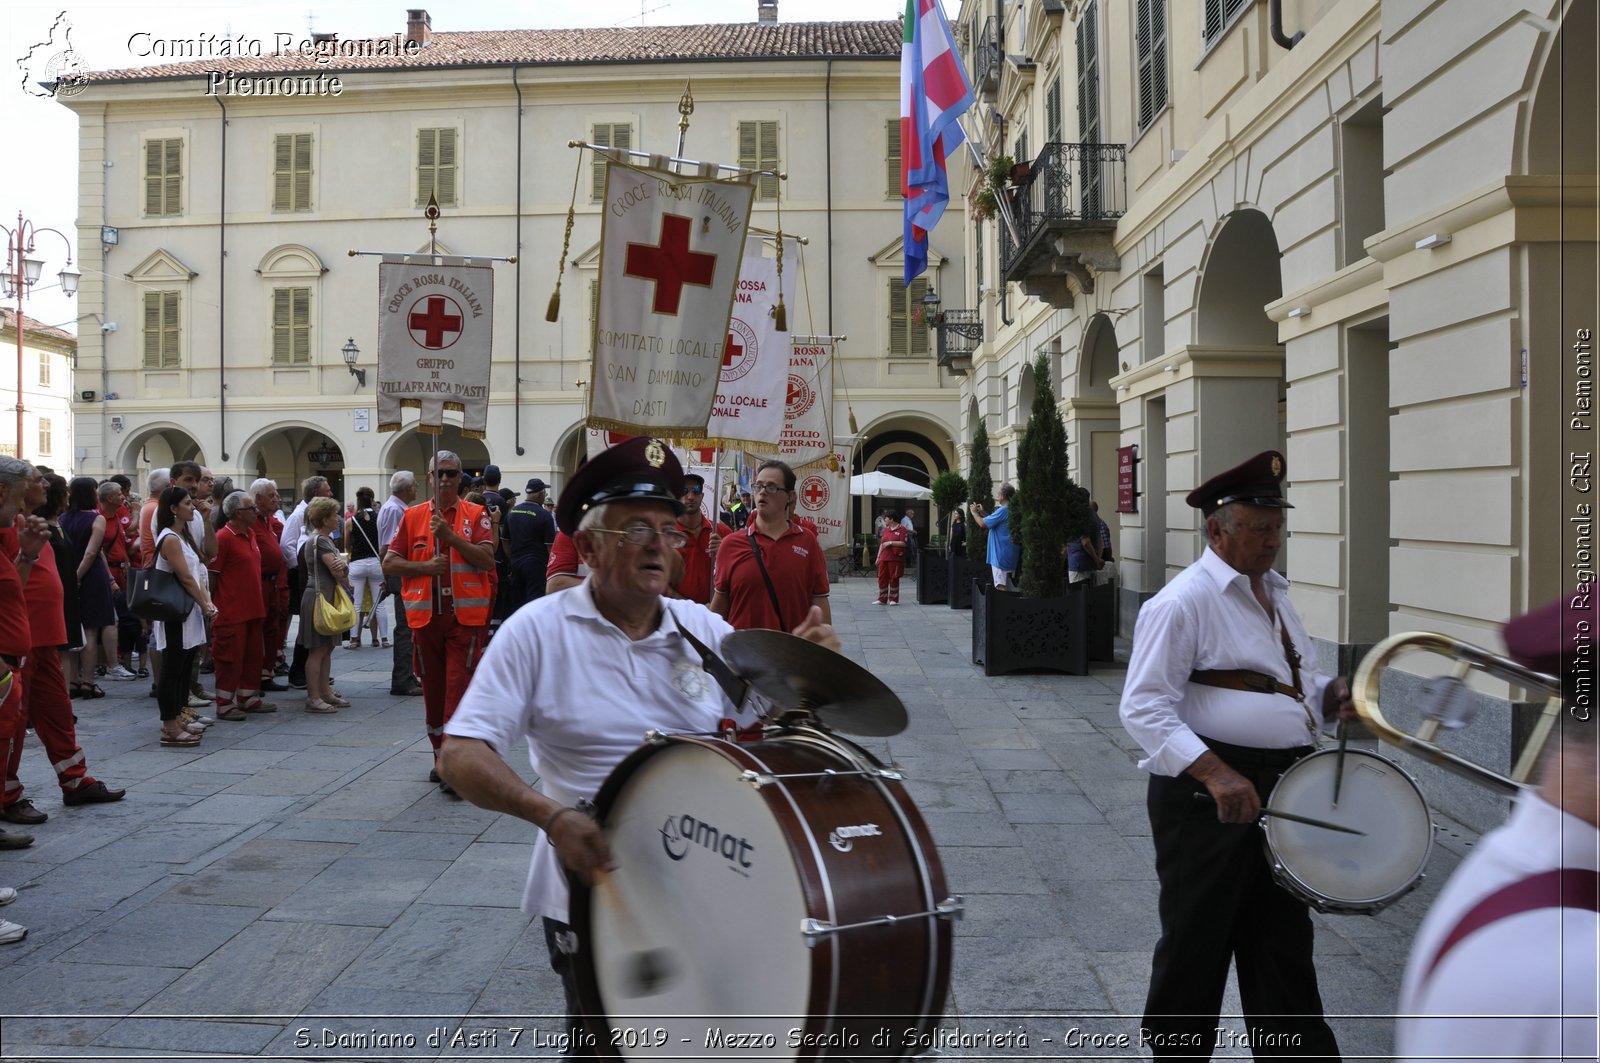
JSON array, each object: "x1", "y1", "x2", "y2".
[{"x1": 849, "y1": 471, "x2": 931, "y2": 499}]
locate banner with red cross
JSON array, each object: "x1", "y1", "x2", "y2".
[
  {"x1": 376, "y1": 255, "x2": 495, "y2": 436},
  {"x1": 794, "y1": 441, "x2": 852, "y2": 553},
  {"x1": 590, "y1": 159, "x2": 755, "y2": 436},
  {"x1": 779, "y1": 338, "x2": 835, "y2": 468},
  {"x1": 698, "y1": 235, "x2": 796, "y2": 449}
]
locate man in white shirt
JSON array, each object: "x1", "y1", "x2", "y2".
[
  {"x1": 1119, "y1": 450, "x2": 1352, "y2": 1061},
  {"x1": 280, "y1": 476, "x2": 330, "y2": 690},
  {"x1": 439, "y1": 437, "x2": 838, "y2": 1057},
  {"x1": 378, "y1": 471, "x2": 422, "y2": 697},
  {"x1": 1396, "y1": 594, "x2": 1598, "y2": 1063}
]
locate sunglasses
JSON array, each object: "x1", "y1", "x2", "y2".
[
  {"x1": 435, "y1": 469, "x2": 461, "y2": 479},
  {"x1": 681, "y1": 486, "x2": 704, "y2": 496}
]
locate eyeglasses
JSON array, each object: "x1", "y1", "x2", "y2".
[
  {"x1": 435, "y1": 469, "x2": 461, "y2": 479},
  {"x1": 753, "y1": 482, "x2": 788, "y2": 495},
  {"x1": 591, "y1": 524, "x2": 690, "y2": 549}
]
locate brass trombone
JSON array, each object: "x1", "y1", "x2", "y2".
[{"x1": 1352, "y1": 631, "x2": 1565, "y2": 797}]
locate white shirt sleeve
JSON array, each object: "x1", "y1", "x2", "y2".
[
  {"x1": 1119, "y1": 593, "x2": 1210, "y2": 777},
  {"x1": 281, "y1": 502, "x2": 306, "y2": 570}
]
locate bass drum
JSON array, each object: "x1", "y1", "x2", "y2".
[
  {"x1": 571, "y1": 727, "x2": 953, "y2": 1060},
  {"x1": 1263, "y1": 747, "x2": 1434, "y2": 914}
]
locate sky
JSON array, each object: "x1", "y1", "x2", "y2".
[{"x1": 2, "y1": 0, "x2": 922, "y2": 334}]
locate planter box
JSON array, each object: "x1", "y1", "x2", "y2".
[
  {"x1": 1087, "y1": 578, "x2": 1117, "y2": 662},
  {"x1": 948, "y1": 555, "x2": 985, "y2": 610},
  {"x1": 917, "y1": 547, "x2": 950, "y2": 605},
  {"x1": 971, "y1": 581, "x2": 1089, "y2": 676}
]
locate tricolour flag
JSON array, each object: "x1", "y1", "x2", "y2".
[
  {"x1": 901, "y1": 0, "x2": 975, "y2": 286},
  {"x1": 377, "y1": 255, "x2": 494, "y2": 436}
]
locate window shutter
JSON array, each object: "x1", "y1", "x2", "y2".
[
  {"x1": 975, "y1": 223, "x2": 984, "y2": 295},
  {"x1": 163, "y1": 140, "x2": 182, "y2": 216},
  {"x1": 272, "y1": 289, "x2": 292, "y2": 364},
  {"x1": 435, "y1": 128, "x2": 457, "y2": 206},
  {"x1": 162, "y1": 292, "x2": 180, "y2": 367},
  {"x1": 272, "y1": 134, "x2": 293, "y2": 211},
  {"x1": 889, "y1": 278, "x2": 909, "y2": 357},
  {"x1": 145, "y1": 291, "x2": 179, "y2": 368},
  {"x1": 292, "y1": 133, "x2": 312, "y2": 211},
  {"x1": 1076, "y1": 0, "x2": 1100, "y2": 142},
  {"x1": 885, "y1": 118, "x2": 902, "y2": 197},
  {"x1": 758, "y1": 120, "x2": 779, "y2": 200},
  {"x1": 1136, "y1": 0, "x2": 1167, "y2": 130},
  {"x1": 38, "y1": 351, "x2": 50, "y2": 387},
  {"x1": 145, "y1": 141, "x2": 164, "y2": 215},
  {"x1": 888, "y1": 277, "x2": 930, "y2": 357},
  {"x1": 588, "y1": 278, "x2": 599, "y2": 353},
  {"x1": 592, "y1": 124, "x2": 633, "y2": 202},
  {"x1": 1046, "y1": 77, "x2": 1063, "y2": 144},
  {"x1": 1015, "y1": 132, "x2": 1028, "y2": 169},
  {"x1": 293, "y1": 288, "x2": 310, "y2": 363},
  {"x1": 417, "y1": 128, "x2": 436, "y2": 206}
]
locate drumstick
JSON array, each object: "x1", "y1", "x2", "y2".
[
  {"x1": 594, "y1": 869, "x2": 678, "y2": 996},
  {"x1": 1191, "y1": 793, "x2": 1366, "y2": 835},
  {"x1": 1331, "y1": 719, "x2": 1350, "y2": 807}
]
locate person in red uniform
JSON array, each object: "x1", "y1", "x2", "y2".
[
  {"x1": 382, "y1": 450, "x2": 495, "y2": 793},
  {"x1": 875, "y1": 509, "x2": 909, "y2": 605},
  {"x1": 670, "y1": 474, "x2": 732, "y2": 604},
  {"x1": 0, "y1": 460, "x2": 125, "y2": 830},
  {"x1": 247, "y1": 480, "x2": 289, "y2": 692},
  {"x1": 710, "y1": 459, "x2": 831, "y2": 631},
  {"x1": 545, "y1": 529, "x2": 582, "y2": 594},
  {"x1": 208, "y1": 491, "x2": 269, "y2": 719}
]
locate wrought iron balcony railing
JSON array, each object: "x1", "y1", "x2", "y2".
[
  {"x1": 999, "y1": 141, "x2": 1128, "y2": 277},
  {"x1": 973, "y1": 17, "x2": 1002, "y2": 95},
  {"x1": 930, "y1": 308, "x2": 981, "y2": 374}
]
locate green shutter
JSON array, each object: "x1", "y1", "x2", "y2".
[
  {"x1": 293, "y1": 287, "x2": 310, "y2": 363},
  {"x1": 144, "y1": 291, "x2": 180, "y2": 368},
  {"x1": 888, "y1": 277, "x2": 930, "y2": 357},
  {"x1": 739, "y1": 120, "x2": 780, "y2": 201},
  {"x1": 292, "y1": 133, "x2": 313, "y2": 210},
  {"x1": 272, "y1": 289, "x2": 291, "y2": 364},
  {"x1": 1137, "y1": 0, "x2": 1168, "y2": 130},
  {"x1": 145, "y1": 141, "x2": 164, "y2": 215},
  {"x1": 592, "y1": 123, "x2": 633, "y2": 202},
  {"x1": 885, "y1": 118, "x2": 901, "y2": 197},
  {"x1": 435, "y1": 127, "x2": 457, "y2": 205},
  {"x1": 146, "y1": 138, "x2": 181, "y2": 216},
  {"x1": 272, "y1": 287, "x2": 311, "y2": 364}
]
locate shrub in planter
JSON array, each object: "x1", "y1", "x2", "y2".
[
  {"x1": 966, "y1": 420, "x2": 993, "y2": 568},
  {"x1": 929, "y1": 470, "x2": 967, "y2": 551}
]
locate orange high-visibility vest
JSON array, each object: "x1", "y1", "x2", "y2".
[{"x1": 395, "y1": 500, "x2": 493, "y2": 628}]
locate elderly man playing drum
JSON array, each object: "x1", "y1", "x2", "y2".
[
  {"x1": 1119, "y1": 450, "x2": 1354, "y2": 1061},
  {"x1": 438, "y1": 437, "x2": 838, "y2": 1057},
  {"x1": 1396, "y1": 594, "x2": 1598, "y2": 1063}
]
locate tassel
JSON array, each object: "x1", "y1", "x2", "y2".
[
  {"x1": 848, "y1": 409, "x2": 859, "y2": 435},
  {"x1": 772, "y1": 299, "x2": 787, "y2": 332},
  {"x1": 547, "y1": 150, "x2": 585, "y2": 324},
  {"x1": 545, "y1": 290, "x2": 561, "y2": 323}
]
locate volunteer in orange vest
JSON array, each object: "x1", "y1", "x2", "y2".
[{"x1": 381, "y1": 449, "x2": 495, "y2": 793}]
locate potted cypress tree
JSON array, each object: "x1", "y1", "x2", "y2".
[
  {"x1": 953, "y1": 421, "x2": 994, "y2": 610},
  {"x1": 919, "y1": 470, "x2": 967, "y2": 604},
  {"x1": 972, "y1": 354, "x2": 1091, "y2": 675}
]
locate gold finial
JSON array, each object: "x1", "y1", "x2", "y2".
[{"x1": 678, "y1": 80, "x2": 695, "y2": 138}]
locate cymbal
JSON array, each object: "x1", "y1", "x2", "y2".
[{"x1": 722, "y1": 630, "x2": 908, "y2": 737}]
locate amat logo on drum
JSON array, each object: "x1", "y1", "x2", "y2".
[
  {"x1": 827, "y1": 823, "x2": 882, "y2": 852},
  {"x1": 660, "y1": 814, "x2": 756, "y2": 873}
]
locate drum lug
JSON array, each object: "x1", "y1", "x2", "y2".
[
  {"x1": 643, "y1": 730, "x2": 671, "y2": 746},
  {"x1": 937, "y1": 896, "x2": 965, "y2": 920},
  {"x1": 738, "y1": 769, "x2": 775, "y2": 790}
]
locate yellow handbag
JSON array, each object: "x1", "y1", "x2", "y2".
[{"x1": 314, "y1": 584, "x2": 356, "y2": 635}]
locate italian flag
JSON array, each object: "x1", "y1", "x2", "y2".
[{"x1": 901, "y1": 0, "x2": 975, "y2": 285}]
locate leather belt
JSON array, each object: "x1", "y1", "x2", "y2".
[
  {"x1": 0, "y1": 654, "x2": 26, "y2": 671},
  {"x1": 1189, "y1": 668, "x2": 1298, "y2": 699}
]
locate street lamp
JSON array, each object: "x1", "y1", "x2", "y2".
[
  {"x1": 1, "y1": 212, "x2": 77, "y2": 457},
  {"x1": 921, "y1": 289, "x2": 982, "y2": 375},
  {"x1": 341, "y1": 337, "x2": 366, "y2": 386}
]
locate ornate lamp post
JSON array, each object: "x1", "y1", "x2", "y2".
[
  {"x1": 341, "y1": 337, "x2": 366, "y2": 386},
  {"x1": 0, "y1": 213, "x2": 78, "y2": 456}
]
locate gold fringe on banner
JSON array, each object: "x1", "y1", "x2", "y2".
[{"x1": 547, "y1": 148, "x2": 586, "y2": 322}]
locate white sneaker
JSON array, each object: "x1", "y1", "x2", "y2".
[
  {"x1": 186, "y1": 694, "x2": 214, "y2": 709},
  {"x1": 0, "y1": 918, "x2": 26, "y2": 944},
  {"x1": 104, "y1": 665, "x2": 138, "y2": 681},
  {"x1": 0, "y1": 887, "x2": 15, "y2": 905}
]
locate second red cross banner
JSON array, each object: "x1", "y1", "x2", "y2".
[{"x1": 589, "y1": 158, "x2": 755, "y2": 436}]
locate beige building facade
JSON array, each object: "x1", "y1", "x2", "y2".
[
  {"x1": 64, "y1": 11, "x2": 967, "y2": 527},
  {"x1": 953, "y1": 0, "x2": 1594, "y2": 826},
  {"x1": 1, "y1": 309, "x2": 77, "y2": 470}
]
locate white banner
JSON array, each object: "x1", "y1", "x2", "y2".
[
  {"x1": 701, "y1": 236, "x2": 796, "y2": 449},
  {"x1": 590, "y1": 159, "x2": 754, "y2": 436},
  {"x1": 794, "y1": 442, "x2": 852, "y2": 553},
  {"x1": 779, "y1": 338, "x2": 835, "y2": 468},
  {"x1": 377, "y1": 255, "x2": 494, "y2": 435}
]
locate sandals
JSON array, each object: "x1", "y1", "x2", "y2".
[
  {"x1": 160, "y1": 729, "x2": 202, "y2": 747},
  {"x1": 85, "y1": 685, "x2": 106, "y2": 699},
  {"x1": 69, "y1": 683, "x2": 87, "y2": 699},
  {"x1": 215, "y1": 706, "x2": 248, "y2": 722},
  {"x1": 305, "y1": 698, "x2": 339, "y2": 714},
  {"x1": 325, "y1": 693, "x2": 352, "y2": 709}
]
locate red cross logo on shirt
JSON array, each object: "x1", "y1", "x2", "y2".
[
  {"x1": 408, "y1": 295, "x2": 464, "y2": 350},
  {"x1": 625, "y1": 214, "x2": 717, "y2": 316}
]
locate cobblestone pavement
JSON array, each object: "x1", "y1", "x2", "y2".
[{"x1": 0, "y1": 575, "x2": 1475, "y2": 1061}]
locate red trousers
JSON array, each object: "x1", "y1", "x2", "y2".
[
  {"x1": 4, "y1": 649, "x2": 92, "y2": 807},
  {"x1": 877, "y1": 558, "x2": 905, "y2": 602},
  {"x1": 213, "y1": 618, "x2": 264, "y2": 705},
  {"x1": 261, "y1": 577, "x2": 290, "y2": 681},
  {"x1": 412, "y1": 610, "x2": 486, "y2": 755}
]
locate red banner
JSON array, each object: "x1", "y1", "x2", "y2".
[{"x1": 1117, "y1": 445, "x2": 1138, "y2": 514}]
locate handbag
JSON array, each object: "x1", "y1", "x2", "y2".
[
  {"x1": 127, "y1": 565, "x2": 194, "y2": 623},
  {"x1": 311, "y1": 536, "x2": 357, "y2": 635}
]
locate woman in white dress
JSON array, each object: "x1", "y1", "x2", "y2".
[{"x1": 153, "y1": 486, "x2": 217, "y2": 746}]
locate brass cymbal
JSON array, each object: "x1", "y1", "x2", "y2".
[{"x1": 722, "y1": 630, "x2": 908, "y2": 737}]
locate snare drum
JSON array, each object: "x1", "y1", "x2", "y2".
[
  {"x1": 570, "y1": 727, "x2": 954, "y2": 1060},
  {"x1": 1263, "y1": 747, "x2": 1434, "y2": 914}
]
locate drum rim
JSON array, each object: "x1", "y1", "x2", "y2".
[{"x1": 1263, "y1": 746, "x2": 1435, "y2": 912}]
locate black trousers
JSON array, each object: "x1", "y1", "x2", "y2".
[
  {"x1": 386, "y1": 575, "x2": 417, "y2": 690},
  {"x1": 542, "y1": 918, "x2": 598, "y2": 1062},
  {"x1": 1142, "y1": 740, "x2": 1341, "y2": 1062}
]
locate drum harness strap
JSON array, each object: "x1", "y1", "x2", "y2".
[
  {"x1": 1421, "y1": 867, "x2": 1600, "y2": 987},
  {"x1": 669, "y1": 611, "x2": 750, "y2": 711},
  {"x1": 1189, "y1": 621, "x2": 1320, "y2": 738}
]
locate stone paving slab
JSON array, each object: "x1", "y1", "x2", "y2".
[{"x1": 0, "y1": 577, "x2": 1474, "y2": 1061}]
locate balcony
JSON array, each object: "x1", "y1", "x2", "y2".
[
  {"x1": 973, "y1": 17, "x2": 1001, "y2": 97},
  {"x1": 999, "y1": 141, "x2": 1127, "y2": 309},
  {"x1": 930, "y1": 308, "x2": 980, "y2": 375}
]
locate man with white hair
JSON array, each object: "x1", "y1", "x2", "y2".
[{"x1": 379, "y1": 470, "x2": 423, "y2": 697}]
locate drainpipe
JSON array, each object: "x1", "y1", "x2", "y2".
[
  {"x1": 213, "y1": 94, "x2": 229, "y2": 461},
  {"x1": 1269, "y1": 0, "x2": 1303, "y2": 50},
  {"x1": 512, "y1": 64, "x2": 525, "y2": 456},
  {"x1": 825, "y1": 58, "x2": 834, "y2": 334}
]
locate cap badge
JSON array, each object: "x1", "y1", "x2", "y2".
[
  {"x1": 645, "y1": 439, "x2": 667, "y2": 469},
  {"x1": 1271, "y1": 455, "x2": 1283, "y2": 477}
]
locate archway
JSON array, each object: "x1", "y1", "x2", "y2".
[
  {"x1": 115, "y1": 423, "x2": 204, "y2": 497},
  {"x1": 854, "y1": 420, "x2": 954, "y2": 547},
  {"x1": 238, "y1": 422, "x2": 353, "y2": 509},
  {"x1": 1074, "y1": 313, "x2": 1123, "y2": 562}
]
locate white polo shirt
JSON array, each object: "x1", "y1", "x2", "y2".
[
  {"x1": 1397, "y1": 792, "x2": 1599, "y2": 1062},
  {"x1": 445, "y1": 580, "x2": 748, "y2": 923},
  {"x1": 1119, "y1": 546, "x2": 1333, "y2": 777}
]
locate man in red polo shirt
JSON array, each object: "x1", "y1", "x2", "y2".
[
  {"x1": 670, "y1": 474, "x2": 732, "y2": 604},
  {"x1": 710, "y1": 460, "x2": 830, "y2": 631}
]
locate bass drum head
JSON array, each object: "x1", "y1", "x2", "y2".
[
  {"x1": 586, "y1": 741, "x2": 812, "y2": 1057},
  {"x1": 1264, "y1": 748, "x2": 1433, "y2": 913}
]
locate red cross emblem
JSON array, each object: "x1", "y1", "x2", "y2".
[
  {"x1": 408, "y1": 295, "x2": 464, "y2": 350},
  {"x1": 624, "y1": 213, "x2": 717, "y2": 316},
  {"x1": 800, "y1": 475, "x2": 829, "y2": 511}
]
